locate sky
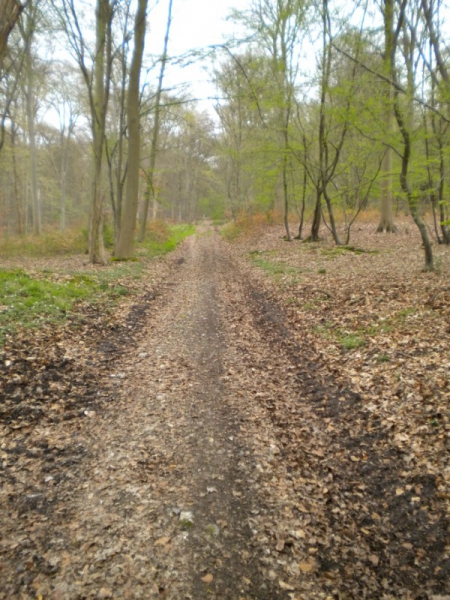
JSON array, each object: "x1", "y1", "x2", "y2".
[{"x1": 145, "y1": 0, "x2": 251, "y2": 114}]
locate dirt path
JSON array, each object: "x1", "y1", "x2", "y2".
[
  {"x1": 0, "y1": 231, "x2": 300, "y2": 599},
  {"x1": 1, "y1": 229, "x2": 448, "y2": 599}
]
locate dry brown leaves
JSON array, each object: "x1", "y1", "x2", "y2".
[
  {"x1": 0, "y1": 223, "x2": 448, "y2": 599},
  {"x1": 224, "y1": 219, "x2": 449, "y2": 598}
]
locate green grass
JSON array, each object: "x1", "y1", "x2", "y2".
[
  {"x1": 0, "y1": 264, "x2": 148, "y2": 344},
  {"x1": 339, "y1": 333, "x2": 366, "y2": 350},
  {"x1": 137, "y1": 223, "x2": 195, "y2": 257},
  {"x1": 0, "y1": 269, "x2": 91, "y2": 343},
  {"x1": 251, "y1": 255, "x2": 300, "y2": 279},
  {"x1": 320, "y1": 246, "x2": 378, "y2": 258},
  {"x1": 0, "y1": 223, "x2": 195, "y2": 345},
  {"x1": 313, "y1": 322, "x2": 367, "y2": 350}
]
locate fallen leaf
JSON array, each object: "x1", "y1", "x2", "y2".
[
  {"x1": 299, "y1": 559, "x2": 317, "y2": 573},
  {"x1": 155, "y1": 537, "x2": 171, "y2": 546},
  {"x1": 369, "y1": 555, "x2": 379, "y2": 567},
  {"x1": 279, "y1": 580, "x2": 296, "y2": 591}
]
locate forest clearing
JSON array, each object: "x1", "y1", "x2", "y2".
[{"x1": 0, "y1": 219, "x2": 448, "y2": 599}]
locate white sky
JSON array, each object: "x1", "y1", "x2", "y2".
[{"x1": 146, "y1": 0, "x2": 251, "y2": 113}]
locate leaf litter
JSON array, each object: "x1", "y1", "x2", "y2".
[{"x1": 0, "y1": 221, "x2": 448, "y2": 599}]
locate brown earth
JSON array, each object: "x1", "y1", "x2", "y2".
[{"x1": 0, "y1": 223, "x2": 449, "y2": 599}]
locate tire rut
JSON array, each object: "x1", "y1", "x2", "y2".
[{"x1": 0, "y1": 231, "x2": 294, "y2": 599}]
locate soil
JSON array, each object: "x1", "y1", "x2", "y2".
[{"x1": 0, "y1": 224, "x2": 448, "y2": 599}]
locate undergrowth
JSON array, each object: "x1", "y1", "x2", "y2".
[
  {"x1": 0, "y1": 265, "x2": 142, "y2": 345},
  {"x1": 0, "y1": 222, "x2": 194, "y2": 345},
  {"x1": 0, "y1": 228, "x2": 86, "y2": 257},
  {"x1": 137, "y1": 222, "x2": 195, "y2": 257},
  {"x1": 221, "y1": 212, "x2": 279, "y2": 240}
]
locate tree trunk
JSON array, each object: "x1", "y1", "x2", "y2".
[
  {"x1": 11, "y1": 124, "x2": 24, "y2": 234},
  {"x1": 115, "y1": 0, "x2": 148, "y2": 259},
  {"x1": 437, "y1": 131, "x2": 450, "y2": 244},
  {"x1": 24, "y1": 32, "x2": 40, "y2": 235},
  {"x1": 323, "y1": 188, "x2": 341, "y2": 245},
  {"x1": 377, "y1": 0, "x2": 396, "y2": 233},
  {"x1": 139, "y1": 0, "x2": 172, "y2": 241},
  {"x1": 0, "y1": 0, "x2": 23, "y2": 70},
  {"x1": 282, "y1": 137, "x2": 292, "y2": 241},
  {"x1": 311, "y1": 191, "x2": 322, "y2": 241},
  {"x1": 88, "y1": 0, "x2": 112, "y2": 265},
  {"x1": 393, "y1": 90, "x2": 434, "y2": 271}
]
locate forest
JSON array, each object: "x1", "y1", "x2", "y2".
[
  {"x1": 0, "y1": 0, "x2": 449, "y2": 268},
  {"x1": 0, "y1": 1, "x2": 449, "y2": 598}
]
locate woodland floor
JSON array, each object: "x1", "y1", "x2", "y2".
[{"x1": 0, "y1": 221, "x2": 449, "y2": 599}]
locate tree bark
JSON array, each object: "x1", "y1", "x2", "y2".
[
  {"x1": 139, "y1": 0, "x2": 172, "y2": 242},
  {"x1": 22, "y1": 10, "x2": 40, "y2": 235},
  {"x1": 88, "y1": 0, "x2": 112, "y2": 264},
  {"x1": 311, "y1": 191, "x2": 322, "y2": 241},
  {"x1": 115, "y1": 0, "x2": 148, "y2": 259},
  {"x1": 377, "y1": 0, "x2": 396, "y2": 233},
  {"x1": 0, "y1": 0, "x2": 23, "y2": 70}
]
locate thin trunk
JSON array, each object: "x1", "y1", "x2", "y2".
[
  {"x1": 139, "y1": 0, "x2": 172, "y2": 241},
  {"x1": 59, "y1": 124, "x2": 72, "y2": 230},
  {"x1": 11, "y1": 124, "x2": 24, "y2": 234},
  {"x1": 390, "y1": 47, "x2": 433, "y2": 268},
  {"x1": 115, "y1": 0, "x2": 148, "y2": 259},
  {"x1": 24, "y1": 39, "x2": 40, "y2": 235},
  {"x1": 112, "y1": 50, "x2": 128, "y2": 247},
  {"x1": 311, "y1": 191, "x2": 322, "y2": 241},
  {"x1": 319, "y1": 0, "x2": 340, "y2": 245},
  {"x1": 298, "y1": 171, "x2": 306, "y2": 239},
  {"x1": 282, "y1": 131, "x2": 291, "y2": 240},
  {"x1": 377, "y1": 0, "x2": 396, "y2": 233}
]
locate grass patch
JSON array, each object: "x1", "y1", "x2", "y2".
[
  {"x1": 0, "y1": 269, "x2": 91, "y2": 343},
  {"x1": 137, "y1": 222, "x2": 195, "y2": 257},
  {"x1": 321, "y1": 245, "x2": 378, "y2": 257},
  {"x1": 376, "y1": 353, "x2": 391, "y2": 363},
  {"x1": 0, "y1": 261, "x2": 145, "y2": 344},
  {"x1": 313, "y1": 322, "x2": 367, "y2": 350},
  {"x1": 250, "y1": 254, "x2": 300, "y2": 279},
  {"x1": 0, "y1": 222, "x2": 194, "y2": 345},
  {"x1": 339, "y1": 333, "x2": 366, "y2": 350}
]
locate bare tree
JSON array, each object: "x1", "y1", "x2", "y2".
[
  {"x1": 55, "y1": 0, "x2": 117, "y2": 263},
  {"x1": 115, "y1": 0, "x2": 148, "y2": 259},
  {"x1": 138, "y1": 0, "x2": 173, "y2": 241},
  {"x1": 19, "y1": 0, "x2": 41, "y2": 235}
]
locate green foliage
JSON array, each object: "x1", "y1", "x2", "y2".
[
  {"x1": 0, "y1": 260, "x2": 148, "y2": 344},
  {"x1": 137, "y1": 222, "x2": 195, "y2": 257},
  {"x1": 0, "y1": 269, "x2": 90, "y2": 343},
  {"x1": 313, "y1": 321, "x2": 366, "y2": 350},
  {"x1": 376, "y1": 353, "x2": 391, "y2": 363},
  {"x1": 339, "y1": 333, "x2": 366, "y2": 350}
]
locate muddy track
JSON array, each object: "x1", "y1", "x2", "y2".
[{"x1": 0, "y1": 229, "x2": 448, "y2": 599}]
